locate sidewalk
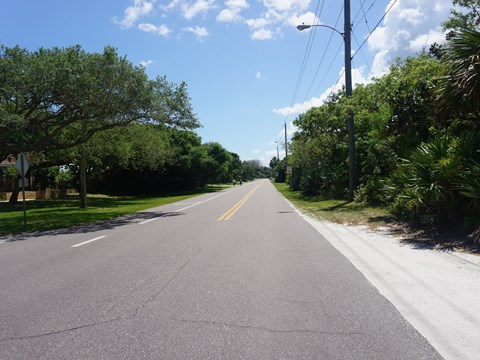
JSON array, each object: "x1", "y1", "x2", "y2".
[{"x1": 290, "y1": 202, "x2": 480, "y2": 360}]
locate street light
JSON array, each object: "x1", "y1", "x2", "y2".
[
  {"x1": 296, "y1": 0, "x2": 357, "y2": 200},
  {"x1": 296, "y1": 24, "x2": 344, "y2": 38}
]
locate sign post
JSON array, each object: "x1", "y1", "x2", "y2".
[{"x1": 15, "y1": 153, "x2": 29, "y2": 227}]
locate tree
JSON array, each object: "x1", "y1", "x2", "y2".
[
  {"x1": 290, "y1": 92, "x2": 350, "y2": 197},
  {"x1": 68, "y1": 123, "x2": 175, "y2": 196},
  {"x1": 228, "y1": 152, "x2": 242, "y2": 181},
  {"x1": 241, "y1": 160, "x2": 268, "y2": 180},
  {"x1": 0, "y1": 44, "x2": 199, "y2": 205},
  {"x1": 0, "y1": 45, "x2": 151, "y2": 161},
  {"x1": 437, "y1": 29, "x2": 480, "y2": 114},
  {"x1": 443, "y1": 0, "x2": 480, "y2": 32}
]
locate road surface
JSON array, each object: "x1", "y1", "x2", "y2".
[{"x1": 0, "y1": 179, "x2": 441, "y2": 359}]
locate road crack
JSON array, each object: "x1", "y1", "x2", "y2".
[
  {"x1": 174, "y1": 318, "x2": 364, "y2": 336},
  {"x1": 0, "y1": 317, "x2": 122, "y2": 342},
  {"x1": 126, "y1": 258, "x2": 192, "y2": 319},
  {"x1": 1, "y1": 258, "x2": 194, "y2": 343}
]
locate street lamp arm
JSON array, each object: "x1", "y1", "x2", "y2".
[{"x1": 296, "y1": 23, "x2": 344, "y2": 38}]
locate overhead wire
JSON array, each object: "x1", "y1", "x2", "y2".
[
  {"x1": 313, "y1": 41, "x2": 344, "y2": 97},
  {"x1": 303, "y1": 5, "x2": 344, "y2": 101},
  {"x1": 286, "y1": 0, "x2": 396, "y2": 122},
  {"x1": 352, "y1": 31, "x2": 372, "y2": 75},
  {"x1": 288, "y1": 0, "x2": 325, "y2": 115},
  {"x1": 327, "y1": 68, "x2": 346, "y2": 99},
  {"x1": 352, "y1": 0, "x2": 398, "y2": 60}
]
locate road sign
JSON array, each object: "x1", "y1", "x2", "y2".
[
  {"x1": 14, "y1": 153, "x2": 29, "y2": 226},
  {"x1": 15, "y1": 153, "x2": 29, "y2": 176}
]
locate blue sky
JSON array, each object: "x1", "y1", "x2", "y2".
[{"x1": 1, "y1": 0, "x2": 452, "y2": 164}]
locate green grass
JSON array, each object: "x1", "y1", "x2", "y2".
[
  {"x1": 0, "y1": 187, "x2": 224, "y2": 236},
  {"x1": 274, "y1": 182, "x2": 393, "y2": 228}
]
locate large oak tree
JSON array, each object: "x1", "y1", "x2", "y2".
[{"x1": 0, "y1": 44, "x2": 199, "y2": 205}]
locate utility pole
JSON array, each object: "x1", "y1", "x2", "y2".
[
  {"x1": 284, "y1": 122, "x2": 288, "y2": 160},
  {"x1": 297, "y1": 0, "x2": 357, "y2": 199},
  {"x1": 344, "y1": 0, "x2": 357, "y2": 200}
]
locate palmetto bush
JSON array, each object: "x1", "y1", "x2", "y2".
[{"x1": 385, "y1": 133, "x2": 479, "y2": 226}]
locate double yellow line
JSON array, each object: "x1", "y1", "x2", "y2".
[{"x1": 217, "y1": 185, "x2": 260, "y2": 221}]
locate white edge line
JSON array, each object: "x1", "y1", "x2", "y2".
[
  {"x1": 176, "y1": 188, "x2": 237, "y2": 212},
  {"x1": 71, "y1": 235, "x2": 106, "y2": 248},
  {"x1": 140, "y1": 218, "x2": 157, "y2": 225}
]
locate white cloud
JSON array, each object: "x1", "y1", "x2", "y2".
[
  {"x1": 226, "y1": 0, "x2": 249, "y2": 8},
  {"x1": 217, "y1": 9, "x2": 239, "y2": 22},
  {"x1": 368, "y1": 0, "x2": 450, "y2": 77},
  {"x1": 409, "y1": 28, "x2": 447, "y2": 52},
  {"x1": 140, "y1": 60, "x2": 155, "y2": 67},
  {"x1": 256, "y1": 71, "x2": 267, "y2": 80},
  {"x1": 184, "y1": 26, "x2": 210, "y2": 40},
  {"x1": 263, "y1": 0, "x2": 310, "y2": 12},
  {"x1": 251, "y1": 28, "x2": 273, "y2": 40},
  {"x1": 397, "y1": 7, "x2": 424, "y2": 25},
  {"x1": 246, "y1": 18, "x2": 270, "y2": 30},
  {"x1": 273, "y1": 66, "x2": 370, "y2": 116},
  {"x1": 216, "y1": 0, "x2": 249, "y2": 23},
  {"x1": 117, "y1": 0, "x2": 313, "y2": 40},
  {"x1": 181, "y1": 0, "x2": 216, "y2": 20},
  {"x1": 160, "y1": 0, "x2": 216, "y2": 20},
  {"x1": 243, "y1": 0, "x2": 312, "y2": 39},
  {"x1": 115, "y1": 0, "x2": 155, "y2": 28},
  {"x1": 138, "y1": 23, "x2": 171, "y2": 36},
  {"x1": 286, "y1": 11, "x2": 318, "y2": 27},
  {"x1": 161, "y1": 0, "x2": 182, "y2": 12},
  {"x1": 261, "y1": 149, "x2": 278, "y2": 164}
]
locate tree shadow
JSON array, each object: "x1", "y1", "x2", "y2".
[
  {"x1": 400, "y1": 228, "x2": 480, "y2": 254},
  {"x1": 369, "y1": 220, "x2": 480, "y2": 254},
  {"x1": 0, "y1": 211, "x2": 183, "y2": 242}
]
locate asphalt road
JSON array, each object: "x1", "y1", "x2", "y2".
[{"x1": 0, "y1": 179, "x2": 442, "y2": 359}]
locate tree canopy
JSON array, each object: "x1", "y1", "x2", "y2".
[{"x1": 0, "y1": 44, "x2": 199, "y2": 162}]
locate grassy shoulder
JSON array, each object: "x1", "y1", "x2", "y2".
[
  {"x1": 274, "y1": 182, "x2": 479, "y2": 253},
  {"x1": 0, "y1": 186, "x2": 227, "y2": 236},
  {"x1": 273, "y1": 182, "x2": 395, "y2": 229}
]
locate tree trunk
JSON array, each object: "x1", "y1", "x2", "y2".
[
  {"x1": 8, "y1": 175, "x2": 20, "y2": 205},
  {"x1": 79, "y1": 151, "x2": 88, "y2": 208}
]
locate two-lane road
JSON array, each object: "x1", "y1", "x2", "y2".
[{"x1": 0, "y1": 180, "x2": 441, "y2": 359}]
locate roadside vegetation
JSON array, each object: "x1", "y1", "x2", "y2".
[
  {"x1": 271, "y1": 1, "x2": 480, "y2": 245},
  {"x1": 274, "y1": 183, "x2": 392, "y2": 227},
  {"x1": 0, "y1": 44, "x2": 270, "y2": 212}
]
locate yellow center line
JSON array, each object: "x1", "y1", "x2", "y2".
[{"x1": 217, "y1": 185, "x2": 260, "y2": 221}]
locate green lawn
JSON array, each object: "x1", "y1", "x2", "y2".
[
  {"x1": 273, "y1": 182, "x2": 394, "y2": 228},
  {"x1": 0, "y1": 187, "x2": 223, "y2": 236}
]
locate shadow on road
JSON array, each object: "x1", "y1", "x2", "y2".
[{"x1": 0, "y1": 211, "x2": 184, "y2": 242}]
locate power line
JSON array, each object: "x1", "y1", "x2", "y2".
[
  {"x1": 352, "y1": 31, "x2": 372, "y2": 75},
  {"x1": 353, "y1": 0, "x2": 377, "y2": 33},
  {"x1": 303, "y1": 5, "x2": 344, "y2": 101},
  {"x1": 352, "y1": 0, "x2": 398, "y2": 60},
  {"x1": 327, "y1": 68, "x2": 345, "y2": 99},
  {"x1": 314, "y1": 41, "x2": 344, "y2": 97},
  {"x1": 289, "y1": 0, "x2": 326, "y2": 113}
]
